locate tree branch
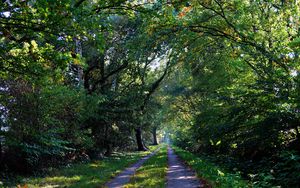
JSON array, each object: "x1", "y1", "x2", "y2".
[{"x1": 141, "y1": 59, "x2": 171, "y2": 111}]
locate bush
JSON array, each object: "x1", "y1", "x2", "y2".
[{"x1": 1, "y1": 83, "x2": 101, "y2": 172}]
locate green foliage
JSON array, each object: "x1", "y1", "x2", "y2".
[
  {"x1": 2, "y1": 84, "x2": 100, "y2": 168},
  {"x1": 249, "y1": 150, "x2": 300, "y2": 187}
]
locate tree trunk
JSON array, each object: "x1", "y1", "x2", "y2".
[
  {"x1": 152, "y1": 127, "x2": 158, "y2": 145},
  {"x1": 104, "y1": 143, "x2": 112, "y2": 156},
  {"x1": 295, "y1": 126, "x2": 300, "y2": 152},
  {"x1": 135, "y1": 127, "x2": 148, "y2": 151},
  {"x1": 296, "y1": 126, "x2": 300, "y2": 140},
  {"x1": 104, "y1": 123, "x2": 112, "y2": 156},
  {"x1": 0, "y1": 138, "x2": 2, "y2": 163}
]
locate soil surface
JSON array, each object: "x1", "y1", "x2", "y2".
[
  {"x1": 167, "y1": 147, "x2": 202, "y2": 188},
  {"x1": 105, "y1": 146, "x2": 202, "y2": 188},
  {"x1": 105, "y1": 148, "x2": 160, "y2": 188}
]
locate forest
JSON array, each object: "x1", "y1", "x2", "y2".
[{"x1": 1, "y1": 0, "x2": 300, "y2": 187}]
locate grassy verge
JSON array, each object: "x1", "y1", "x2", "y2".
[
  {"x1": 124, "y1": 144, "x2": 167, "y2": 188},
  {"x1": 9, "y1": 145, "x2": 159, "y2": 188},
  {"x1": 172, "y1": 146, "x2": 249, "y2": 188}
]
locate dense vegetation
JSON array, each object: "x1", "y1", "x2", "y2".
[{"x1": 1, "y1": 0, "x2": 300, "y2": 187}]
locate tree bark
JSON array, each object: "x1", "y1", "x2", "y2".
[
  {"x1": 104, "y1": 143, "x2": 112, "y2": 156},
  {"x1": 135, "y1": 127, "x2": 148, "y2": 151},
  {"x1": 294, "y1": 126, "x2": 300, "y2": 152},
  {"x1": 152, "y1": 127, "x2": 158, "y2": 145},
  {"x1": 104, "y1": 123, "x2": 112, "y2": 156}
]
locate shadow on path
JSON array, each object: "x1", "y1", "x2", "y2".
[
  {"x1": 105, "y1": 148, "x2": 160, "y2": 188},
  {"x1": 167, "y1": 147, "x2": 202, "y2": 188}
]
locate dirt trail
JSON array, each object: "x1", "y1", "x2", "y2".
[
  {"x1": 167, "y1": 147, "x2": 202, "y2": 188},
  {"x1": 104, "y1": 148, "x2": 160, "y2": 188}
]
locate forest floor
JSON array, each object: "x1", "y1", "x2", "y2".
[
  {"x1": 9, "y1": 146, "x2": 159, "y2": 188},
  {"x1": 105, "y1": 146, "x2": 161, "y2": 187},
  {"x1": 106, "y1": 145, "x2": 202, "y2": 188},
  {"x1": 8, "y1": 144, "x2": 249, "y2": 188}
]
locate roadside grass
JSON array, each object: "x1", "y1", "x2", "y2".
[
  {"x1": 124, "y1": 144, "x2": 167, "y2": 188},
  {"x1": 11, "y1": 145, "x2": 159, "y2": 188},
  {"x1": 172, "y1": 146, "x2": 250, "y2": 188}
]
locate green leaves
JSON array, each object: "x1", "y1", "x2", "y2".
[{"x1": 289, "y1": 37, "x2": 300, "y2": 49}]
